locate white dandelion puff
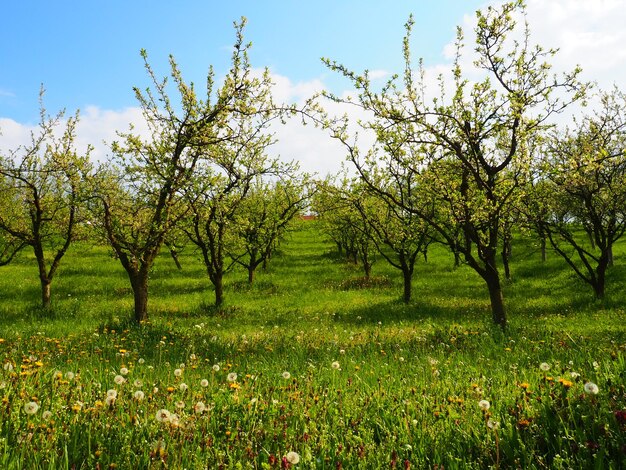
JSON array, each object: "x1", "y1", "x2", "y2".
[
  {"x1": 24, "y1": 401, "x2": 39, "y2": 415},
  {"x1": 285, "y1": 451, "x2": 300, "y2": 464}
]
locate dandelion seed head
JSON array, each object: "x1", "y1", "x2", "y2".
[
  {"x1": 155, "y1": 409, "x2": 171, "y2": 423},
  {"x1": 285, "y1": 451, "x2": 300, "y2": 464},
  {"x1": 24, "y1": 401, "x2": 39, "y2": 415},
  {"x1": 584, "y1": 382, "x2": 599, "y2": 395},
  {"x1": 200, "y1": 379, "x2": 209, "y2": 387}
]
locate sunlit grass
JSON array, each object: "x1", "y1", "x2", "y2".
[{"x1": 0, "y1": 222, "x2": 625, "y2": 468}]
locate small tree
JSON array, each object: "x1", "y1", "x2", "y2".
[
  {"x1": 314, "y1": 180, "x2": 378, "y2": 278},
  {"x1": 0, "y1": 192, "x2": 26, "y2": 266},
  {"x1": 229, "y1": 176, "x2": 310, "y2": 284},
  {"x1": 353, "y1": 185, "x2": 434, "y2": 303},
  {"x1": 323, "y1": 1, "x2": 585, "y2": 328},
  {"x1": 94, "y1": 19, "x2": 296, "y2": 321},
  {"x1": 182, "y1": 146, "x2": 283, "y2": 307},
  {"x1": 0, "y1": 97, "x2": 91, "y2": 308},
  {"x1": 534, "y1": 88, "x2": 626, "y2": 298}
]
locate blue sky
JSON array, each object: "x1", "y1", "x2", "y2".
[
  {"x1": 1, "y1": 1, "x2": 485, "y2": 122},
  {"x1": 1, "y1": 1, "x2": 624, "y2": 175}
]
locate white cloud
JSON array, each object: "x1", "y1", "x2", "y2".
[
  {"x1": 2, "y1": 1, "x2": 624, "y2": 177},
  {"x1": 75, "y1": 106, "x2": 148, "y2": 161},
  {"x1": 0, "y1": 117, "x2": 33, "y2": 153},
  {"x1": 0, "y1": 106, "x2": 148, "y2": 164},
  {"x1": 450, "y1": 0, "x2": 626, "y2": 89},
  {"x1": 524, "y1": 0, "x2": 626, "y2": 88},
  {"x1": 368, "y1": 69, "x2": 389, "y2": 81}
]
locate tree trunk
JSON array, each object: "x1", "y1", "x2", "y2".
[
  {"x1": 540, "y1": 236, "x2": 547, "y2": 262},
  {"x1": 594, "y1": 259, "x2": 608, "y2": 299},
  {"x1": 485, "y1": 271, "x2": 507, "y2": 329},
  {"x1": 593, "y1": 279, "x2": 605, "y2": 299},
  {"x1": 363, "y1": 262, "x2": 372, "y2": 279},
  {"x1": 248, "y1": 266, "x2": 255, "y2": 284},
  {"x1": 130, "y1": 273, "x2": 149, "y2": 323},
  {"x1": 361, "y1": 250, "x2": 372, "y2": 279},
  {"x1": 336, "y1": 242, "x2": 343, "y2": 255},
  {"x1": 402, "y1": 268, "x2": 412, "y2": 304},
  {"x1": 214, "y1": 273, "x2": 224, "y2": 307},
  {"x1": 41, "y1": 278, "x2": 52, "y2": 309},
  {"x1": 487, "y1": 278, "x2": 506, "y2": 330},
  {"x1": 454, "y1": 249, "x2": 461, "y2": 268},
  {"x1": 607, "y1": 245, "x2": 614, "y2": 268},
  {"x1": 502, "y1": 249, "x2": 511, "y2": 281},
  {"x1": 169, "y1": 247, "x2": 182, "y2": 270}
]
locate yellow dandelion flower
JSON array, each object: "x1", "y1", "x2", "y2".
[{"x1": 558, "y1": 378, "x2": 573, "y2": 388}]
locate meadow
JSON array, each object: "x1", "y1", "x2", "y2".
[{"x1": 0, "y1": 221, "x2": 625, "y2": 469}]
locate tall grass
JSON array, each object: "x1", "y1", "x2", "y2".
[{"x1": 0, "y1": 221, "x2": 624, "y2": 468}]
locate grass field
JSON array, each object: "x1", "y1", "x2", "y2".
[{"x1": 1, "y1": 221, "x2": 625, "y2": 468}]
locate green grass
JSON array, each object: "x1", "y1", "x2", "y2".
[{"x1": 0, "y1": 221, "x2": 625, "y2": 468}]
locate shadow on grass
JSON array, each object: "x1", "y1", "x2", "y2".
[
  {"x1": 230, "y1": 280, "x2": 280, "y2": 295},
  {"x1": 334, "y1": 297, "x2": 488, "y2": 326},
  {"x1": 326, "y1": 276, "x2": 393, "y2": 291}
]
